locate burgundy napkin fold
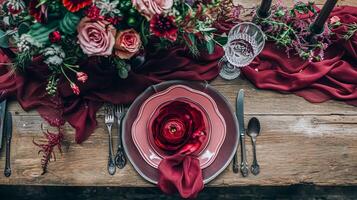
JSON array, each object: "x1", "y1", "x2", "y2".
[
  {"x1": 242, "y1": 6, "x2": 357, "y2": 106},
  {"x1": 158, "y1": 154, "x2": 204, "y2": 199}
]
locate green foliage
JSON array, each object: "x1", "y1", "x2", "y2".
[
  {"x1": 27, "y1": 21, "x2": 59, "y2": 44},
  {"x1": 214, "y1": 36, "x2": 228, "y2": 46},
  {"x1": 46, "y1": 74, "x2": 59, "y2": 96},
  {"x1": 14, "y1": 50, "x2": 32, "y2": 71},
  {"x1": 344, "y1": 23, "x2": 357, "y2": 40},
  {"x1": 206, "y1": 39, "x2": 215, "y2": 54},
  {"x1": 0, "y1": 30, "x2": 10, "y2": 48},
  {"x1": 114, "y1": 58, "x2": 131, "y2": 79},
  {"x1": 18, "y1": 23, "x2": 30, "y2": 36},
  {"x1": 59, "y1": 12, "x2": 80, "y2": 35},
  {"x1": 140, "y1": 19, "x2": 149, "y2": 46},
  {"x1": 184, "y1": 33, "x2": 199, "y2": 56}
]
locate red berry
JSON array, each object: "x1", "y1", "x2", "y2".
[{"x1": 49, "y1": 31, "x2": 61, "y2": 43}]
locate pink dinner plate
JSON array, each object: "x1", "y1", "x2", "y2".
[
  {"x1": 132, "y1": 84, "x2": 226, "y2": 169},
  {"x1": 123, "y1": 80, "x2": 239, "y2": 184}
]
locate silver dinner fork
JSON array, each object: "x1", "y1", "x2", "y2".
[
  {"x1": 105, "y1": 104, "x2": 116, "y2": 175},
  {"x1": 114, "y1": 104, "x2": 127, "y2": 169}
]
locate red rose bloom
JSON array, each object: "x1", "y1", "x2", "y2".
[
  {"x1": 150, "y1": 14, "x2": 178, "y2": 42},
  {"x1": 49, "y1": 31, "x2": 61, "y2": 43},
  {"x1": 62, "y1": 0, "x2": 92, "y2": 13},
  {"x1": 150, "y1": 101, "x2": 206, "y2": 155},
  {"x1": 29, "y1": 0, "x2": 48, "y2": 23}
]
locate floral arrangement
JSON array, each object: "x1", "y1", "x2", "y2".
[
  {"x1": 254, "y1": 2, "x2": 331, "y2": 61},
  {"x1": 0, "y1": 0, "x2": 229, "y2": 96}
]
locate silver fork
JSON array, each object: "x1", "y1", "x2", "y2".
[
  {"x1": 114, "y1": 104, "x2": 127, "y2": 169},
  {"x1": 105, "y1": 104, "x2": 116, "y2": 175}
]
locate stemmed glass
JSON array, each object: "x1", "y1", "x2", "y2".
[{"x1": 219, "y1": 22, "x2": 266, "y2": 80}]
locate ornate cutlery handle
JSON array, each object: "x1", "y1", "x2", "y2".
[
  {"x1": 107, "y1": 125, "x2": 116, "y2": 175},
  {"x1": 4, "y1": 137, "x2": 11, "y2": 177},
  {"x1": 240, "y1": 133, "x2": 249, "y2": 177},
  {"x1": 251, "y1": 138, "x2": 260, "y2": 175},
  {"x1": 115, "y1": 117, "x2": 126, "y2": 169}
]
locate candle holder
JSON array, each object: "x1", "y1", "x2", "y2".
[
  {"x1": 307, "y1": 25, "x2": 325, "y2": 44},
  {"x1": 256, "y1": 0, "x2": 272, "y2": 19},
  {"x1": 308, "y1": 0, "x2": 338, "y2": 44}
]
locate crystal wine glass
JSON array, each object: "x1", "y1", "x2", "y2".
[{"x1": 219, "y1": 22, "x2": 266, "y2": 80}]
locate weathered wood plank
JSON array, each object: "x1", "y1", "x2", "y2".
[{"x1": 0, "y1": 112, "x2": 356, "y2": 186}]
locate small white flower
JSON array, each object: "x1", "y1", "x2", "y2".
[
  {"x1": 17, "y1": 34, "x2": 42, "y2": 52},
  {"x1": 41, "y1": 45, "x2": 66, "y2": 66}
]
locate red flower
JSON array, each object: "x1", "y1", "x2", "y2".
[
  {"x1": 150, "y1": 101, "x2": 206, "y2": 155},
  {"x1": 49, "y1": 31, "x2": 61, "y2": 43},
  {"x1": 8, "y1": 5, "x2": 22, "y2": 15},
  {"x1": 293, "y1": 9, "x2": 315, "y2": 20},
  {"x1": 70, "y1": 83, "x2": 80, "y2": 95},
  {"x1": 150, "y1": 14, "x2": 178, "y2": 42},
  {"x1": 85, "y1": 5, "x2": 102, "y2": 20},
  {"x1": 29, "y1": 0, "x2": 48, "y2": 23},
  {"x1": 62, "y1": 0, "x2": 92, "y2": 13},
  {"x1": 76, "y1": 72, "x2": 88, "y2": 83}
]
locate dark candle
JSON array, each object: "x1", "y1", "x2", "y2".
[
  {"x1": 310, "y1": 0, "x2": 338, "y2": 34},
  {"x1": 257, "y1": 0, "x2": 272, "y2": 18}
]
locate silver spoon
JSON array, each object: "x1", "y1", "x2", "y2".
[{"x1": 247, "y1": 117, "x2": 261, "y2": 175}]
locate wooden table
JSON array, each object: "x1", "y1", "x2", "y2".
[{"x1": 0, "y1": 0, "x2": 356, "y2": 189}]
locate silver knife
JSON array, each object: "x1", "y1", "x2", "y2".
[
  {"x1": 237, "y1": 89, "x2": 249, "y2": 177},
  {"x1": 0, "y1": 100, "x2": 7, "y2": 151},
  {"x1": 4, "y1": 111, "x2": 12, "y2": 177}
]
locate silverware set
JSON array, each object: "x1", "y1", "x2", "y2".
[
  {"x1": 233, "y1": 89, "x2": 261, "y2": 176},
  {"x1": 104, "y1": 104, "x2": 127, "y2": 175}
]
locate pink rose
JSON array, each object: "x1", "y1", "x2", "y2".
[
  {"x1": 132, "y1": 0, "x2": 173, "y2": 19},
  {"x1": 77, "y1": 17, "x2": 116, "y2": 56},
  {"x1": 114, "y1": 29, "x2": 142, "y2": 59},
  {"x1": 76, "y1": 72, "x2": 88, "y2": 83},
  {"x1": 330, "y1": 16, "x2": 341, "y2": 25}
]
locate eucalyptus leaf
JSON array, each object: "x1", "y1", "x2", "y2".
[
  {"x1": 140, "y1": 20, "x2": 149, "y2": 46},
  {"x1": 187, "y1": 33, "x2": 196, "y2": 46},
  {"x1": 215, "y1": 36, "x2": 228, "y2": 46},
  {"x1": 36, "y1": 0, "x2": 48, "y2": 8},
  {"x1": 118, "y1": 67, "x2": 129, "y2": 79},
  {"x1": 0, "y1": 30, "x2": 10, "y2": 48},
  {"x1": 59, "y1": 12, "x2": 80, "y2": 35},
  {"x1": 18, "y1": 23, "x2": 30, "y2": 36},
  {"x1": 206, "y1": 39, "x2": 214, "y2": 54},
  {"x1": 3, "y1": 16, "x2": 10, "y2": 26}
]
